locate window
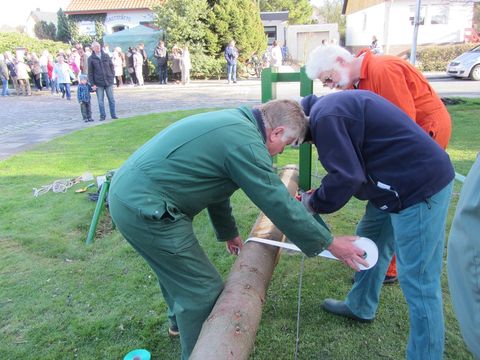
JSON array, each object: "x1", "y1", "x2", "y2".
[
  {"x1": 409, "y1": 5, "x2": 426, "y2": 25},
  {"x1": 430, "y1": 5, "x2": 448, "y2": 25},
  {"x1": 264, "y1": 26, "x2": 277, "y2": 46},
  {"x1": 112, "y1": 25, "x2": 127, "y2": 32}
]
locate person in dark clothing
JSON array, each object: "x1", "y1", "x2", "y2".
[
  {"x1": 77, "y1": 74, "x2": 94, "y2": 122},
  {"x1": 300, "y1": 90, "x2": 454, "y2": 360},
  {"x1": 224, "y1": 40, "x2": 239, "y2": 84},
  {"x1": 154, "y1": 41, "x2": 168, "y2": 84},
  {"x1": 126, "y1": 47, "x2": 138, "y2": 85},
  {"x1": 88, "y1": 41, "x2": 118, "y2": 121}
]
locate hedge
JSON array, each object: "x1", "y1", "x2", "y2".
[
  {"x1": 416, "y1": 43, "x2": 476, "y2": 71},
  {"x1": 0, "y1": 32, "x2": 70, "y2": 56}
]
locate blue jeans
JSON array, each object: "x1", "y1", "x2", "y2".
[
  {"x1": 51, "y1": 79, "x2": 59, "y2": 94},
  {"x1": 59, "y1": 83, "x2": 71, "y2": 100},
  {"x1": 1, "y1": 78, "x2": 9, "y2": 96},
  {"x1": 346, "y1": 181, "x2": 453, "y2": 360},
  {"x1": 227, "y1": 63, "x2": 237, "y2": 82},
  {"x1": 41, "y1": 72, "x2": 50, "y2": 88},
  {"x1": 158, "y1": 63, "x2": 168, "y2": 84},
  {"x1": 95, "y1": 85, "x2": 116, "y2": 119}
]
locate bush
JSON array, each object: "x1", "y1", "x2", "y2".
[
  {"x1": 417, "y1": 43, "x2": 476, "y2": 71},
  {"x1": 0, "y1": 32, "x2": 69, "y2": 56},
  {"x1": 191, "y1": 53, "x2": 225, "y2": 79}
]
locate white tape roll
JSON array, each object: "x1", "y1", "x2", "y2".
[{"x1": 246, "y1": 236, "x2": 378, "y2": 271}]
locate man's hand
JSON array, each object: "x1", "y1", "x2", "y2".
[
  {"x1": 327, "y1": 236, "x2": 369, "y2": 271},
  {"x1": 226, "y1": 235, "x2": 243, "y2": 256},
  {"x1": 296, "y1": 189, "x2": 315, "y2": 213},
  {"x1": 91, "y1": 85, "x2": 97, "y2": 91}
]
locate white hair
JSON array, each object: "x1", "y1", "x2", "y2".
[{"x1": 305, "y1": 45, "x2": 354, "y2": 80}]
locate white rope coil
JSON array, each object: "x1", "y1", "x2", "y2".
[{"x1": 33, "y1": 177, "x2": 82, "y2": 198}]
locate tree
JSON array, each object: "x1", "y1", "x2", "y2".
[
  {"x1": 313, "y1": 0, "x2": 345, "y2": 41},
  {"x1": 154, "y1": 0, "x2": 266, "y2": 60},
  {"x1": 154, "y1": 0, "x2": 216, "y2": 54},
  {"x1": 34, "y1": 21, "x2": 56, "y2": 40},
  {"x1": 258, "y1": 0, "x2": 313, "y2": 25},
  {"x1": 56, "y1": 9, "x2": 70, "y2": 42},
  {"x1": 314, "y1": 0, "x2": 344, "y2": 24},
  {"x1": 209, "y1": 0, "x2": 266, "y2": 60}
]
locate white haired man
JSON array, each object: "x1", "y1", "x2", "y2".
[{"x1": 305, "y1": 43, "x2": 452, "y2": 284}]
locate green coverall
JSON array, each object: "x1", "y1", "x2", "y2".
[{"x1": 109, "y1": 106, "x2": 333, "y2": 359}]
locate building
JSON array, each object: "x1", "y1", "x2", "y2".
[
  {"x1": 260, "y1": 11, "x2": 339, "y2": 63},
  {"x1": 65, "y1": 0, "x2": 162, "y2": 35},
  {"x1": 25, "y1": 9, "x2": 58, "y2": 38},
  {"x1": 342, "y1": 0, "x2": 480, "y2": 55}
]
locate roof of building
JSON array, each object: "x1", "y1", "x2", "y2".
[
  {"x1": 65, "y1": 0, "x2": 163, "y2": 14},
  {"x1": 28, "y1": 10, "x2": 58, "y2": 25},
  {"x1": 260, "y1": 11, "x2": 289, "y2": 22}
]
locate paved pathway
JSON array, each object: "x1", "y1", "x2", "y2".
[
  {"x1": 0, "y1": 81, "x2": 250, "y2": 160},
  {"x1": 0, "y1": 79, "x2": 332, "y2": 160},
  {"x1": 0, "y1": 73, "x2": 470, "y2": 161}
]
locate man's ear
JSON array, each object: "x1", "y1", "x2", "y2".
[{"x1": 270, "y1": 126, "x2": 285, "y2": 140}]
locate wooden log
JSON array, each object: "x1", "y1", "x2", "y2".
[{"x1": 190, "y1": 165, "x2": 300, "y2": 360}]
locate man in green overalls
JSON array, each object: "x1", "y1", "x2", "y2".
[{"x1": 109, "y1": 99, "x2": 367, "y2": 359}]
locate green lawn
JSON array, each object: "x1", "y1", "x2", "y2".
[{"x1": 1, "y1": 100, "x2": 478, "y2": 359}]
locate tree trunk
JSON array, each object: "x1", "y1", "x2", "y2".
[{"x1": 190, "y1": 165, "x2": 299, "y2": 360}]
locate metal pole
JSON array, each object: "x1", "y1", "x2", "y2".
[
  {"x1": 299, "y1": 66, "x2": 313, "y2": 190},
  {"x1": 85, "y1": 179, "x2": 110, "y2": 244},
  {"x1": 409, "y1": 0, "x2": 422, "y2": 64}
]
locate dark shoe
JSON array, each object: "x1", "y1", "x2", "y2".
[
  {"x1": 62, "y1": 93, "x2": 65, "y2": 98},
  {"x1": 84, "y1": 119, "x2": 89, "y2": 123},
  {"x1": 233, "y1": 80, "x2": 237, "y2": 83},
  {"x1": 99, "y1": 117, "x2": 105, "y2": 121},
  {"x1": 321, "y1": 299, "x2": 373, "y2": 323},
  {"x1": 168, "y1": 324, "x2": 179, "y2": 337},
  {"x1": 88, "y1": 119, "x2": 94, "y2": 122},
  {"x1": 383, "y1": 275, "x2": 398, "y2": 285},
  {"x1": 112, "y1": 116, "x2": 119, "y2": 119}
]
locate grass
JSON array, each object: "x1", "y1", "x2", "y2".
[{"x1": 1, "y1": 99, "x2": 479, "y2": 359}]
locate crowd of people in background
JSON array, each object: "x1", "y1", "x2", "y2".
[
  {"x1": 1, "y1": 37, "x2": 301, "y2": 97},
  {"x1": 0, "y1": 41, "x2": 158, "y2": 99}
]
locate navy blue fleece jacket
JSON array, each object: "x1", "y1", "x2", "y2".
[{"x1": 301, "y1": 91, "x2": 454, "y2": 213}]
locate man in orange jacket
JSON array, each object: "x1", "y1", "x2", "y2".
[{"x1": 305, "y1": 44, "x2": 451, "y2": 283}]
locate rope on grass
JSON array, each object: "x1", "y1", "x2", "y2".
[
  {"x1": 32, "y1": 177, "x2": 82, "y2": 198},
  {"x1": 294, "y1": 254, "x2": 306, "y2": 360}
]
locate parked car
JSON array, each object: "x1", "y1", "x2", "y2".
[{"x1": 446, "y1": 44, "x2": 480, "y2": 81}]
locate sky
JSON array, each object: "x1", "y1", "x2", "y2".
[
  {"x1": 1, "y1": 0, "x2": 71, "y2": 27},
  {"x1": 1, "y1": 0, "x2": 324, "y2": 27}
]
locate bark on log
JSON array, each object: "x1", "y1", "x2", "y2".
[{"x1": 190, "y1": 165, "x2": 300, "y2": 360}]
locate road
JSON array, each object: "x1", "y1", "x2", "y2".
[{"x1": 0, "y1": 76, "x2": 478, "y2": 161}]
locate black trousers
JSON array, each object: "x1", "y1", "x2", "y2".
[{"x1": 80, "y1": 101, "x2": 92, "y2": 120}]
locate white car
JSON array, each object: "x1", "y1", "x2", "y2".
[{"x1": 446, "y1": 44, "x2": 480, "y2": 81}]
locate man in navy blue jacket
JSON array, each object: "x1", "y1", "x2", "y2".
[{"x1": 301, "y1": 90, "x2": 454, "y2": 360}]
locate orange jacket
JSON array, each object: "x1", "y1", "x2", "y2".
[{"x1": 356, "y1": 51, "x2": 451, "y2": 149}]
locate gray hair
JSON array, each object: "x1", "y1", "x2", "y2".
[
  {"x1": 256, "y1": 99, "x2": 309, "y2": 145},
  {"x1": 305, "y1": 44, "x2": 354, "y2": 80}
]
